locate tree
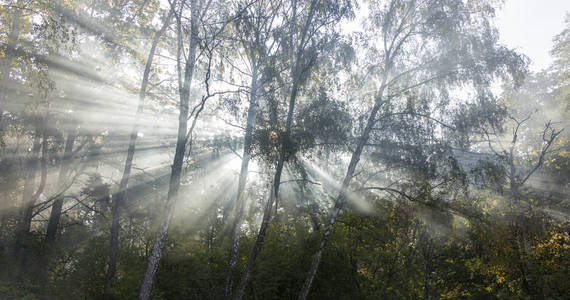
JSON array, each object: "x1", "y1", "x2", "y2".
[
  {"x1": 138, "y1": 0, "x2": 202, "y2": 297},
  {"x1": 298, "y1": 1, "x2": 526, "y2": 298},
  {"x1": 232, "y1": 1, "x2": 353, "y2": 298},
  {"x1": 224, "y1": 0, "x2": 284, "y2": 295},
  {"x1": 474, "y1": 80, "x2": 565, "y2": 299},
  {"x1": 139, "y1": 0, "x2": 235, "y2": 297},
  {"x1": 103, "y1": 6, "x2": 173, "y2": 298},
  {"x1": 0, "y1": 1, "x2": 568, "y2": 299},
  {"x1": 13, "y1": 105, "x2": 48, "y2": 263},
  {"x1": 2, "y1": 0, "x2": 82, "y2": 267}
]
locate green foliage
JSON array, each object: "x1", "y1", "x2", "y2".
[
  {"x1": 297, "y1": 86, "x2": 352, "y2": 148},
  {"x1": 0, "y1": 1, "x2": 568, "y2": 300}
]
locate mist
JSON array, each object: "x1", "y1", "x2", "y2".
[{"x1": 0, "y1": 0, "x2": 568, "y2": 299}]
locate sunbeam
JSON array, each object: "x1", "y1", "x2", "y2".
[{"x1": 0, "y1": 0, "x2": 568, "y2": 299}]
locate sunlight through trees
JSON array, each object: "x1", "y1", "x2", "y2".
[{"x1": 0, "y1": 0, "x2": 568, "y2": 299}]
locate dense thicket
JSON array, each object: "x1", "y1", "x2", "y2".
[{"x1": 0, "y1": 0, "x2": 568, "y2": 299}]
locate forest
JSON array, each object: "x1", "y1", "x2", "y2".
[{"x1": 0, "y1": 0, "x2": 568, "y2": 299}]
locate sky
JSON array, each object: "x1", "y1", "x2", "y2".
[{"x1": 496, "y1": 0, "x2": 570, "y2": 71}]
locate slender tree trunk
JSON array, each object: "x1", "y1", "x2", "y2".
[
  {"x1": 44, "y1": 133, "x2": 76, "y2": 245},
  {"x1": 138, "y1": 2, "x2": 197, "y2": 298},
  {"x1": 225, "y1": 59, "x2": 259, "y2": 296},
  {"x1": 39, "y1": 132, "x2": 76, "y2": 280},
  {"x1": 13, "y1": 126, "x2": 41, "y2": 259},
  {"x1": 14, "y1": 110, "x2": 49, "y2": 263},
  {"x1": 233, "y1": 2, "x2": 319, "y2": 296},
  {"x1": 298, "y1": 85, "x2": 387, "y2": 300},
  {"x1": 103, "y1": 10, "x2": 173, "y2": 299},
  {"x1": 233, "y1": 76, "x2": 296, "y2": 300},
  {"x1": 233, "y1": 170, "x2": 277, "y2": 299}
]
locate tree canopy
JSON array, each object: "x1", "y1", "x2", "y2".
[{"x1": 0, "y1": 0, "x2": 568, "y2": 299}]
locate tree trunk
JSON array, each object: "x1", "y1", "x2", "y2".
[
  {"x1": 14, "y1": 111, "x2": 48, "y2": 262},
  {"x1": 233, "y1": 74, "x2": 296, "y2": 300},
  {"x1": 138, "y1": 2, "x2": 197, "y2": 299},
  {"x1": 233, "y1": 172, "x2": 277, "y2": 299},
  {"x1": 39, "y1": 132, "x2": 76, "y2": 280},
  {"x1": 298, "y1": 89, "x2": 386, "y2": 300},
  {"x1": 44, "y1": 133, "x2": 76, "y2": 245},
  {"x1": 13, "y1": 129, "x2": 41, "y2": 260},
  {"x1": 233, "y1": 2, "x2": 318, "y2": 295},
  {"x1": 225, "y1": 58, "x2": 259, "y2": 296},
  {"x1": 104, "y1": 9, "x2": 173, "y2": 299}
]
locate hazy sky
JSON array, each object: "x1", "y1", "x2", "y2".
[{"x1": 496, "y1": 0, "x2": 570, "y2": 71}]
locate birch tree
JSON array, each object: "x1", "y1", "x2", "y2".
[
  {"x1": 103, "y1": 7, "x2": 174, "y2": 298},
  {"x1": 232, "y1": 1, "x2": 353, "y2": 298},
  {"x1": 139, "y1": 0, "x2": 236, "y2": 297},
  {"x1": 224, "y1": 0, "x2": 284, "y2": 295},
  {"x1": 298, "y1": 1, "x2": 527, "y2": 298}
]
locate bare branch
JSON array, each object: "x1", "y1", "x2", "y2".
[{"x1": 519, "y1": 123, "x2": 564, "y2": 186}]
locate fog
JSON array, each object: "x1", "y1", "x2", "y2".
[{"x1": 0, "y1": 0, "x2": 568, "y2": 299}]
